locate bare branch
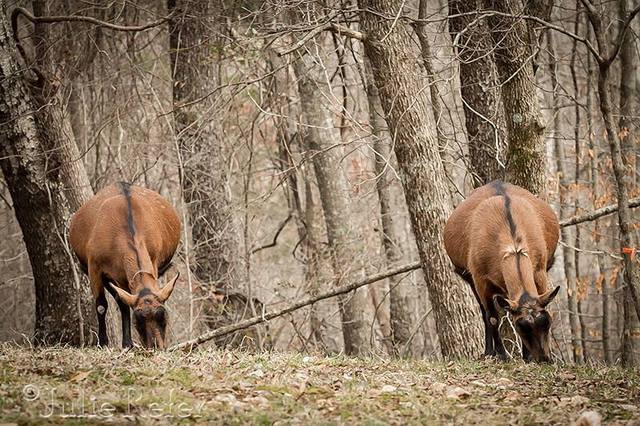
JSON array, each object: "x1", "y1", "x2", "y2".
[
  {"x1": 11, "y1": 6, "x2": 175, "y2": 32},
  {"x1": 605, "y1": 4, "x2": 640, "y2": 66},
  {"x1": 250, "y1": 213, "x2": 293, "y2": 254},
  {"x1": 170, "y1": 261, "x2": 422, "y2": 351},
  {"x1": 559, "y1": 196, "x2": 640, "y2": 227},
  {"x1": 278, "y1": 22, "x2": 364, "y2": 56}
]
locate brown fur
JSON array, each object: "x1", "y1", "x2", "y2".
[
  {"x1": 443, "y1": 181, "x2": 560, "y2": 362},
  {"x1": 69, "y1": 183, "x2": 181, "y2": 349}
]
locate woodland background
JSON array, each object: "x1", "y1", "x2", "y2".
[{"x1": 0, "y1": 0, "x2": 639, "y2": 367}]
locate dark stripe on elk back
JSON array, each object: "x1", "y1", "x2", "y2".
[
  {"x1": 119, "y1": 181, "x2": 136, "y2": 239},
  {"x1": 120, "y1": 182, "x2": 142, "y2": 269},
  {"x1": 491, "y1": 180, "x2": 517, "y2": 239}
]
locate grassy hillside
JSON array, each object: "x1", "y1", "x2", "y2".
[{"x1": 0, "y1": 345, "x2": 638, "y2": 425}]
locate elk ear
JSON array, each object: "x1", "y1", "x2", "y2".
[
  {"x1": 157, "y1": 272, "x2": 179, "y2": 303},
  {"x1": 539, "y1": 286, "x2": 560, "y2": 308},
  {"x1": 493, "y1": 294, "x2": 519, "y2": 314},
  {"x1": 108, "y1": 283, "x2": 137, "y2": 307}
]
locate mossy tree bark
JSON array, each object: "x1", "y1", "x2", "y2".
[
  {"x1": 449, "y1": 0, "x2": 507, "y2": 186},
  {"x1": 484, "y1": 0, "x2": 546, "y2": 195}
]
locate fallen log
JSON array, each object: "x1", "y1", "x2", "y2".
[{"x1": 170, "y1": 261, "x2": 422, "y2": 351}]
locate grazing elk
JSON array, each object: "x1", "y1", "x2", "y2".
[
  {"x1": 443, "y1": 181, "x2": 560, "y2": 362},
  {"x1": 70, "y1": 182, "x2": 181, "y2": 349}
]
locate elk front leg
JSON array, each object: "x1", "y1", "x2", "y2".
[
  {"x1": 89, "y1": 267, "x2": 108, "y2": 347},
  {"x1": 117, "y1": 297, "x2": 133, "y2": 348}
]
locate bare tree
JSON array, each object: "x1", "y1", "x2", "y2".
[
  {"x1": 549, "y1": 31, "x2": 583, "y2": 363},
  {"x1": 359, "y1": 0, "x2": 483, "y2": 358},
  {"x1": 0, "y1": 0, "x2": 95, "y2": 345},
  {"x1": 292, "y1": 41, "x2": 373, "y2": 355},
  {"x1": 484, "y1": 0, "x2": 546, "y2": 195},
  {"x1": 168, "y1": 0, "x2": 241, "y2": 290},
  {"x1": 581, "y1": 1, "x2": 640, "y2": 359},
  {"x1": 618, "y1": 0, "x2": 638, "y2": 366},
  {"x1": 449, "y1": 0, "x2": 506, "y2": 185},
  {"x1": 364, "y1": 58, "x2": 421, "y2": 356}
]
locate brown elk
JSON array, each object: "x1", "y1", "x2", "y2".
[
  {"x1": 444, "y1": 181, "x2": 560, "y2": 362},
  {"x1": 70, "y1": 182, "x2": 181, "y2": 349}
]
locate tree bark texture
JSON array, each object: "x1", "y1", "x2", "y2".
[
  {"x1": 0, "y1": 0, "x2": 95, "y2": 345},
  {"x1": 359, "y1": 0, "x2": 483, "y2": 359},
  {"x1": 618, "y1": 0, "x2": 638, "y2": 366},
  {"x1": 31, "y1": 0, "x2": 93, "y2": 210},
  {"x1": 293, "y1": 46, "x2": 373, "y2": 356},
  {"x1": 364, "y1": 58, "x2": 421, "y2": 356},
  {"x1": 168, "y1": 0, "x2": 240, "y2": 290},
  {"x1": 449, "y1": 0, "x2": 507, "y2": 186},
  {"x1": 552, "y1": 91, "x2": 583, "y2": 364},
  {"x1": 484, "y1": 0, "x2": 546, "y2": 195}
]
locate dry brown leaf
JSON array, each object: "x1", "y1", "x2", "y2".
[{"x1": 70, "y1": 371, "x2": 90, "y2": 382}]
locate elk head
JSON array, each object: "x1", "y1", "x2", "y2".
[
  {"x1": 494, "y1": 286, "x2": 560, "y2": 363},
  {"x1": 109, "y1": 272, "x2": 179, "y2": 350}
]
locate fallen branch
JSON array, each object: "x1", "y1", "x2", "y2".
[
  {"x1": 170, "y1": 261, "x2": 422, "y2": 351},
  {"x1": 559, "y1": 196, "x2": 640, "y2": 227}
]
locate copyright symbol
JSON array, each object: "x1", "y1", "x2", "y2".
[{"x1": 22, "y1": 384, "x2": 40, "y2": 401}]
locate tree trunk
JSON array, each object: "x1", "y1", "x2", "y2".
[
  {"x1": 549, "y1": 32, "x2": 583, "y2": 363},
  {"x1": 484, "y1": 0, "x2": 546, "y2": 195},
  {"x1": 618, "y1": 0, "x2": 639, "y2": 367},
  {"x1": 0, "y1": 0, "x2": 95, "y2": 345},
  {"x1": 569, "y1": 20, "x2": 590, "y2": 362},
  {"x1": 32, "y1": 0, "x2": 93, "y2": 210},
  {"x1": 364, "y1": 58, "x2": 421, "y2": 357},
  {"x1": 359, "y1": 0, "x2": 483, "y2": 359},
  {"x1": 584, "y1": 4, "x2": 640, "y2": 363},
  {"x1": 449, "y1": 0, "x2": 506, "y2": 185},
  {"x1": 293, "y1": 47, "x2": 373, "y2": 356},
  {"x1": 168, "y1": 0, "x2": 240, "y2": 290}
]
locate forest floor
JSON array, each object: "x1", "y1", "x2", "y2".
[{"x1": 0, "y1": 345, "x2": 638, "y2": 425}]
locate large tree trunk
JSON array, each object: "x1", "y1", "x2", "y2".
[
  {"x1": 168, "y1": 0, "x2": 240, "y2": 290},
  {"x1": 359, "y1": 0, "x2": 483, "y2": 359},
  {"x1": 32, "y1": 0, "x2": 93, "y2": 210},
  {"x1": 364, "y1": 58, "x2": 421, "y2": 357},
  {"x1": 449, "y1": 0, "x2": 506, "y2": 186},
  {"x1": 484, "y1": 0, "x2": 546, "y2": 195},
  {"x1": 0, "y1": 0, "x2": 95, "y2": 345},
  {"x1": 292, "y1": 46, "x2": 373, "y2": 356}
]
